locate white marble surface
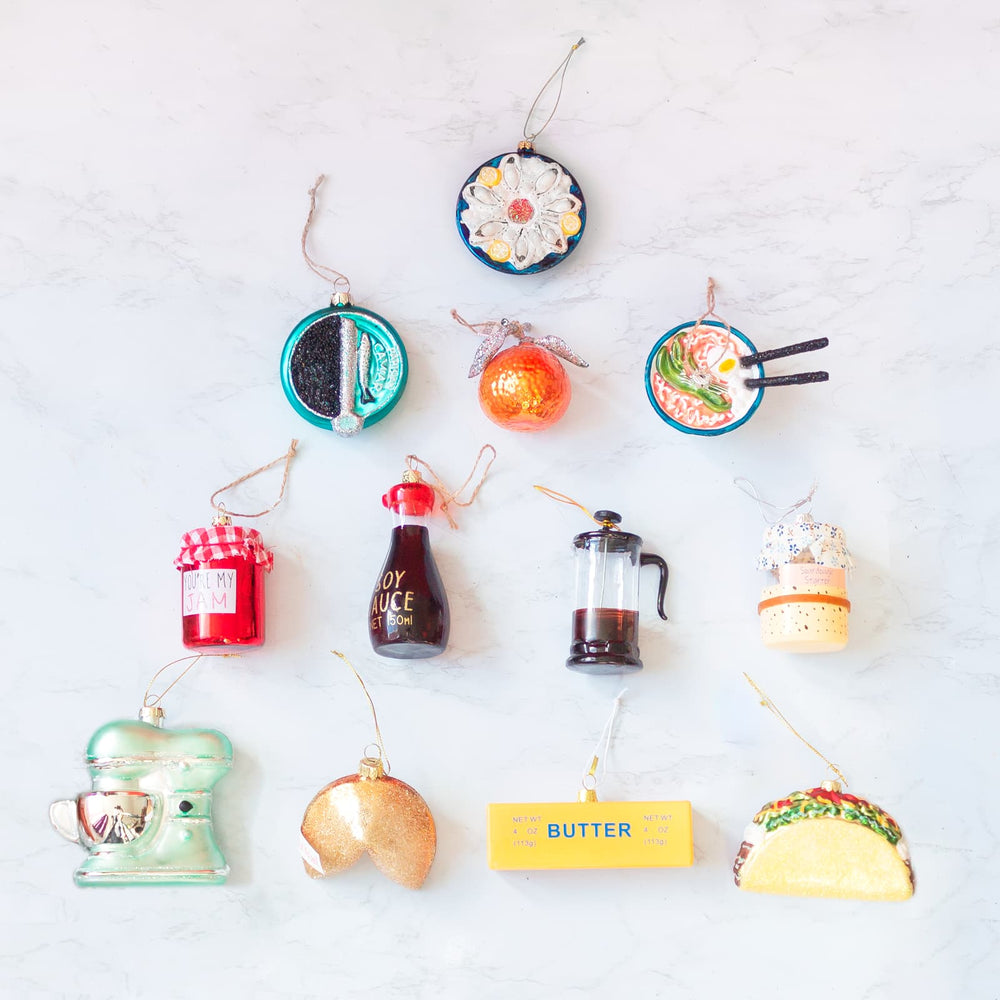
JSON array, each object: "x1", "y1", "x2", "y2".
[{"x1": 2, "y1": 1, "x2": 997, "y2": 996}]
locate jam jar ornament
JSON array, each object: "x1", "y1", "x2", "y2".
[
  {"x1": 50, "y1": 655, "x2": 235, "y2": 886},
  {"x1": 451, "y1": 309, "x2": 588, "y2": 431},
  {"x1": 733, "y1": 676, "x2": 913, "y2": 901},
  {"x1": 456, "y1": 39, "x2": 587, "y2": 274},
  {"x1": 175, "y1": 442, "x2": 296, "y2": 648},
  {"x1": 281, "y1": 176, "x2": 407, "y2": 436},
  {"x1": 369, "y1": 449, "x2": 496, "y2": 659},
  {"x1": 645, "y1": 279, "x2": 830, "y2": 436},
  {"x1": 300, "y1": 653, "x2": 436, "y2": 889}
]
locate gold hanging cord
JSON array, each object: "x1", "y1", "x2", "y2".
[
  {"x1": 210, "y1": 440, "x2": 298, "y2": 520},
  {"x1": 581, "y1": 688, "x2": 627, "y2": 798},
  {"x1": 533, "y1": 485, "x2": 617, "y2": 529},
  {"x1": 332, "y1": 650, "x2": 390, "y2": 774},
  {"x1": 743, "y1": 673, "x2": 848, "y2": 787},
  {"x1": 522, "y1": 38, "x2": 586, "y2": 144},
  {"x1": 143, "y1": 653, "x2": 240, "y2": 709}
]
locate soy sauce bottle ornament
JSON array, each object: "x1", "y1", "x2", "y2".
[
  {"x1": 174, "y1": 441, "x2": 296, "y2": 649},
  {"x1": 737, "y1": 480, "x2": 853, "y2": 653},
  {"x1": 645, "y1": 279, "x2": 830, "y2": 436},
  {"x1": 300, "y1": 653, "x2": 436, "y2": 889},
  {"x1": 50, "y1": 654, "x2": 236, "y2": 887},
  {"x1": 536, "y1": 487, "x2": 669, "y2": 674},
  {"x1": 451, "y1": 309, "x2": 588, "y2": 431},
  {"x1": 456, "y1": 38, "x2": 587, "y2": 274},
  {"x1": 281, "y1": 176, "x2": 408, "y2": 436},
  {"x1": 369, "y1": 447, "x2": 496, "y2": 659}
]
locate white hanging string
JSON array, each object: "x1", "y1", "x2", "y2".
[
  {"x1": 734, "y1": 478, "x2": 817, "y2": 525},
  {"x1": 581, "y1": 688, "x2": 627, "y2": 790}
]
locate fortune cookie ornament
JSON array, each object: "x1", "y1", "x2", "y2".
[
  {"x1": 299, "y1": 652, "x2": 436, "y2": 889},
  {"x1": 300, "y1": 755, "x2": 436, "y2": 889}
]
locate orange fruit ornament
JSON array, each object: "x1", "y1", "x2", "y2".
[
  {"x1": 452, "y1": 310, "x2": 588, "y2": 433},
  {"x1": 479, "y1": 343, "x2": 572, "y2": 432}
]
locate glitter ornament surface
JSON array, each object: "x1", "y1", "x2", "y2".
[
  {"x1": 478, "y1": 343, "x2": 572, "y2": 431},
  {"x1": 281, "y1": 302, "x2": 407, "y2": 435},
  {"x1": 456, "y1": 148, "x2": 586, "y2": 274},
  {"x1": 300, "y1": 758, "x2": 436, "y2": 889}
]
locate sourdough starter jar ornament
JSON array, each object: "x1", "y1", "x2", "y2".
[
  {"x1": 451, "y1": 309, "x2": 588, "y2": 431},
  {"x1": 645, "y1": 279, "x2": 830, "y2": 436},
  {"x1": 175, "y1": 441, "x2": 296, "y2": 648},
  {"x1": 738, "y1": 480, "x2": 853, "y2": 653},
  {"x1": 281, "y1": 176, "x2": 407, "y2": 436},
  {"x1": 50, "y1": 654, "x2": 236, "y2": 886},
  {"x1": 369, "y1": 448, "x2": 496, "y2": 659},
  {"x1": 456, "y1": 38, "x2": 587, "y2": 274},
  {"x1": 300, "y1": 653, "x2": 436, "y2": 889}
]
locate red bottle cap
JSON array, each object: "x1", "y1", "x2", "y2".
[{"x1": 382, "y1": 482, "x2": 435, "y2": 516}]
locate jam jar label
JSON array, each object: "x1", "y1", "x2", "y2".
[
  {"x1": 183, "y1": 569, "x2": 238, "y2": 615},
  {"x1": 778, "y1": 564, "x2": 846, "y2": 590}
]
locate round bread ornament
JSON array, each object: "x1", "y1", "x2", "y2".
[{"x1": 456, "y1": 39, "x2": 587, "y2": 275}]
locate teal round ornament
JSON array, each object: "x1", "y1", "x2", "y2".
[{"x1": 280, "y1": 296, "x2": 408, "y2": 436}]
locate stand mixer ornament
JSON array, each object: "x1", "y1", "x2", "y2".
[{"x1": 50, "y1": 655, "x2": 235, "y2": 887}]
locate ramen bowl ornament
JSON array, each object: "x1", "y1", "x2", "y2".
[
  {"x1": 645, "y1": 280, "x2": 829, "y2": 436},
  {"x1": 456, "y1": 39, "x2": 587, "y2": 275},
  {"x1": 451, "y1": 310, "x2": 587, "y2": 431}
]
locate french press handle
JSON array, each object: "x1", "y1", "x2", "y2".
[{"x1": 639, "y1": 553, "x2": 669, "y2": 621}]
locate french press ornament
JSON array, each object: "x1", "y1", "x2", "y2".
[{"x1": 537, "y1": 489, "x2": 669, "y2": 673}]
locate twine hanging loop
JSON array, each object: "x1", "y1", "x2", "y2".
[
  {"x1": 404, "y1": 445, "x2": 497, "y2": 529},
  {"x1": 210, "y1": 440, "x2": 298, "y2": 519},
  {"x1": 332, "y1": 650, "x2": 390, "y2": 775},
  {"x1": 301, "y1": 175, "x2": 352, "y2": 301}
]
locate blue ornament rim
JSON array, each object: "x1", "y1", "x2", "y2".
[
  {"x1": 644, "y1": 320, "x2": 765, "y2": 437},
  {"x1": 455, "y1": 149, "x2": 586, "y2": 276},
  {"x1": 280, "y1": 304, "x2": 408, "y2": 432}
]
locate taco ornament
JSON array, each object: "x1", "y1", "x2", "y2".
[{"x1": 734, "y1": 782, "x2": 913, "y2": 901}]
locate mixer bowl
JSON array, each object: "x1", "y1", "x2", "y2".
[{"x1": 51, "y1": 791, "x2": 155, "y2": 847}]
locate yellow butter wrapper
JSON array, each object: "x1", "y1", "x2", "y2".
[{"x1": 487, "y1": 800, "x2": 693, "y2": 870}]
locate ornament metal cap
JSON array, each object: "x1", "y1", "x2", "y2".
[
  {"x1": 359, "y1": 756, "x2": 386, "y2": 780},
  {"x1": 821, "y1": 779, "x2": 842, "y2": 793},
  {"x1": 139, "y1": 705, "x2": 165, "y2": 727},
  {"x1": 579, "y1": 787, "x2": 598, "y2": 803},
  {"x1": 332, "y1": 291, "x2": 351, "y2": 306}
]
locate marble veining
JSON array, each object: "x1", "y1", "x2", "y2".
[{"x1": 1, "y1": 0, "x2": 998, "y2": 997}]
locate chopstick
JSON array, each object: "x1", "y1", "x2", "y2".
[
  {"x1": 739, "y1": 337, "x2": 828, "y2": 368},
  {"x1": 744, "y1": 371, "x2": 829, "y2": 388}
]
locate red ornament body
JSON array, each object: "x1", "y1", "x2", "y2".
[{"x1": 175, "y1": 524, "x2": 272, "y2": 648}]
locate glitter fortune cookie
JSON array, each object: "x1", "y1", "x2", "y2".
[{"x1": 299, "y1": 755, "x2": 436, "y2": 890}]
